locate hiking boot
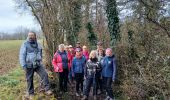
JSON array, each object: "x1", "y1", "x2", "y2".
[
  {"x1": 45, "y1": 90, "x2": 53, "y2": 95},
  {"x1": 97, "y1": 90, "x2": 102, "y2": 95},
  {"x1": 82, "y1": 95, "x2": 88, "y2": 100},
  {"x1": 104, "y1": 96, "x2": 110, "y2": 100},
  {"x1": 93, "y1": 95, "x2": 97, "y2": 100},
  {"x1": 109, "y1": 97, "x2": 115, "y2": 100},
  {"x1": 29, "y1": 95, "x2": 34, "y2": 100},
  {"x1": 24, "y1": 93, "x2": 34, "y2": 100},
  {"x1": 104, "y1": 96, "x2": 115, "y2": 100},
  {"x1": 76, "y1": 92, "x2": 80, "y2": 97},
  {"x1": 80, "y1": 92, "x2": 83, "y2": 96}
]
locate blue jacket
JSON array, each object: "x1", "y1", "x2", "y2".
[
  {"x1": 19, "y1": 40, "x2": 42, "y2": 68},
  {"x1": 72, "y1": 56, "x2": 86, "y2": 74},
  {"x1": 101, "y1": 55, "x2": 116, "y2": 80}
]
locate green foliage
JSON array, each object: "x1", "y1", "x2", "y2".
[
  {"x1": 0, "y1": 66, "x2": 55, "y2": 100},
  {"x1": 72, "y1": 0, "x2": 82, "y2": 45},
  {"x1": 0, "y1": 67, "x2": 25, "y2": 99},
  {"x1": 86, "y1": 22, "x2": 98, "y2": 50},
  {"x1": 106, "y1": 0, "x2": 120, "y2": 47},
  {"x1": 0, "y1": 67, "x2": 22, "y2": 87},
  {"x1": 128, "y1": 30, "x2": 139, "y2": 61},
  {"x1": 0, "y1": 76, "x2": 19, "y2": 87},
  {"x1": 115, "y1": 19, "x2": 170, "y2": 99}
]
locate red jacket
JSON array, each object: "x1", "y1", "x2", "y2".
[
  {"x1": 83, "y1": 51, "x2": 89, "y2": 60},
  {"x1": 70, "y1": 50, "x2": 75, "y2": 62},
  {"x1": 52, "y1": 51, "x2": 71, "y2": 72}
]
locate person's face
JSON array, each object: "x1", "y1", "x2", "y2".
[
  {"x1": 60, "y1": 47, "x2": 65, "y2": 52},
  {"x1": 65, "y1": 47, "x2": 69, "y2": 51},
  {"x1": 76, "y1": 51, "x2": 81, "y2": 56},
  {"x1": 76, "y1": 43, "x2": 80, "y2": 47},
  {"x1": 83, "y1": 47, "x2": 87, "y2": 51},
  {"x1": 106, "y1": 49, "x2": 112, "y2": 57},
  {"x1": 97, "y1": 45, "x2": 103, "y2": 50},
  {"x1": 91, "y1": 52, "x2": 96, "y2": 59},
  {"x1": 99, "y1": 50, "x2": 103, "y2": 55},
  {"x1": 69, "y1": 47, "x2": 73, "y2": 51},
  {"x1": 28, "y1": 32, "x2": 36, "y2": 41}
]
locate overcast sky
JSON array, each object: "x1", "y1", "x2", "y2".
[{"x1": 0, "y1": 0, "x2": 40, "y2": 33}]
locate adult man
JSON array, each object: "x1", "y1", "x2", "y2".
[
  {"x1": 75, "y1": 41, "x2": 83, "y2": 51},
  {"x1": 96, "y1": 41, "x2": 104, "y2": 52},
  {"x1": 95, "y1": 41, "x2": 105, "y2": 94},
  {"x1": 19, "y1": 32, "x2": 52, "y2": 99}
]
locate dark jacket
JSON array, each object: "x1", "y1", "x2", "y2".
[{"x1": 84, "y1": 58, "x2": 101, "y2": 78}]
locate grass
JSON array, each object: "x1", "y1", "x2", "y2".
[
  {"x1": 0, "y1": 66, "x2": 56, "y2": 100},
  {"x1": 0, "y1": 67, "x2": 25, "y2": 100},
  {"x1": 0, "y1": 40, "x2": 24, "y2": 49},
  {"x1": 0, "y1": 40, "x2": 23, "y2": 75},
  {"x1": 0, "y1": 40, "x2": 55, "y2": 100}
]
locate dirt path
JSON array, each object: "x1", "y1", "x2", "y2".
[{"x1": 50, "y1": 81, "x2": 106, "y2": 100}]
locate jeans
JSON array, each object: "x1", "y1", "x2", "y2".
[
  {"x1": 103, "y1": 77, "x2": 114, "y2": 98},
  {"x1": 25, "y1": 65, "x2": 50, "y2": 95},
  {"x1": 58, "y1": 68, "x2": 68, "y2": 92},
  {"x1": 84, "y1": 77, "x2": 97, "y2": 96},
  {"x1": 75, "y1": 73, "x2": 84, "y2": 93}
]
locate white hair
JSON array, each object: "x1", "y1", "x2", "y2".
[{"x1": 58, "y1": 44, "x2": 65, "y2": 51}]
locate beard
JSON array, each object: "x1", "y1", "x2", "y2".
[{"x1": 29, "y1": 38, "x2": 36, "y2": 42}]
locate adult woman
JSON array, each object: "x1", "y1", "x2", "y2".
[
  {"x1": 72, "y1": 48, "x2": 86, "y2": 96},
  {"x1": 96, "y1": 49, "x2": 105, "y2": 94},
  {"x1": 102, "y1": 48, "x2": 116, "y2": 100},
  {"x1": 68, "y1": 45, "x2": 75, "y2": 84},
  {"x1": 82, "y1": 45, "x2": 89, "y2": 60},
  {"x1": 52, "y1": 44, "x2": 71, "y2": 93},
  {"x1": 83, "y1": 50, "x2": 101, "y2": 100}
]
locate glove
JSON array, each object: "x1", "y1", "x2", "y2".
[{"x1": 84, "y1": 76, "x2": 87, "y2": 80}]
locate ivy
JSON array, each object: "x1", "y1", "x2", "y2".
[
  {"x1": 106, "y1": 0, "x2": 120, "y2": 47},
  {"x1": 86, "y1": 22, "x2": 97, "y2": 50},
  {"x1": 72, "y1": 0, "x2": 82, "y2": 45}
]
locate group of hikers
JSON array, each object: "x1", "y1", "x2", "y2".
[{"x1": 19, "y1": 32, "x2": 116, "y2": 100}]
